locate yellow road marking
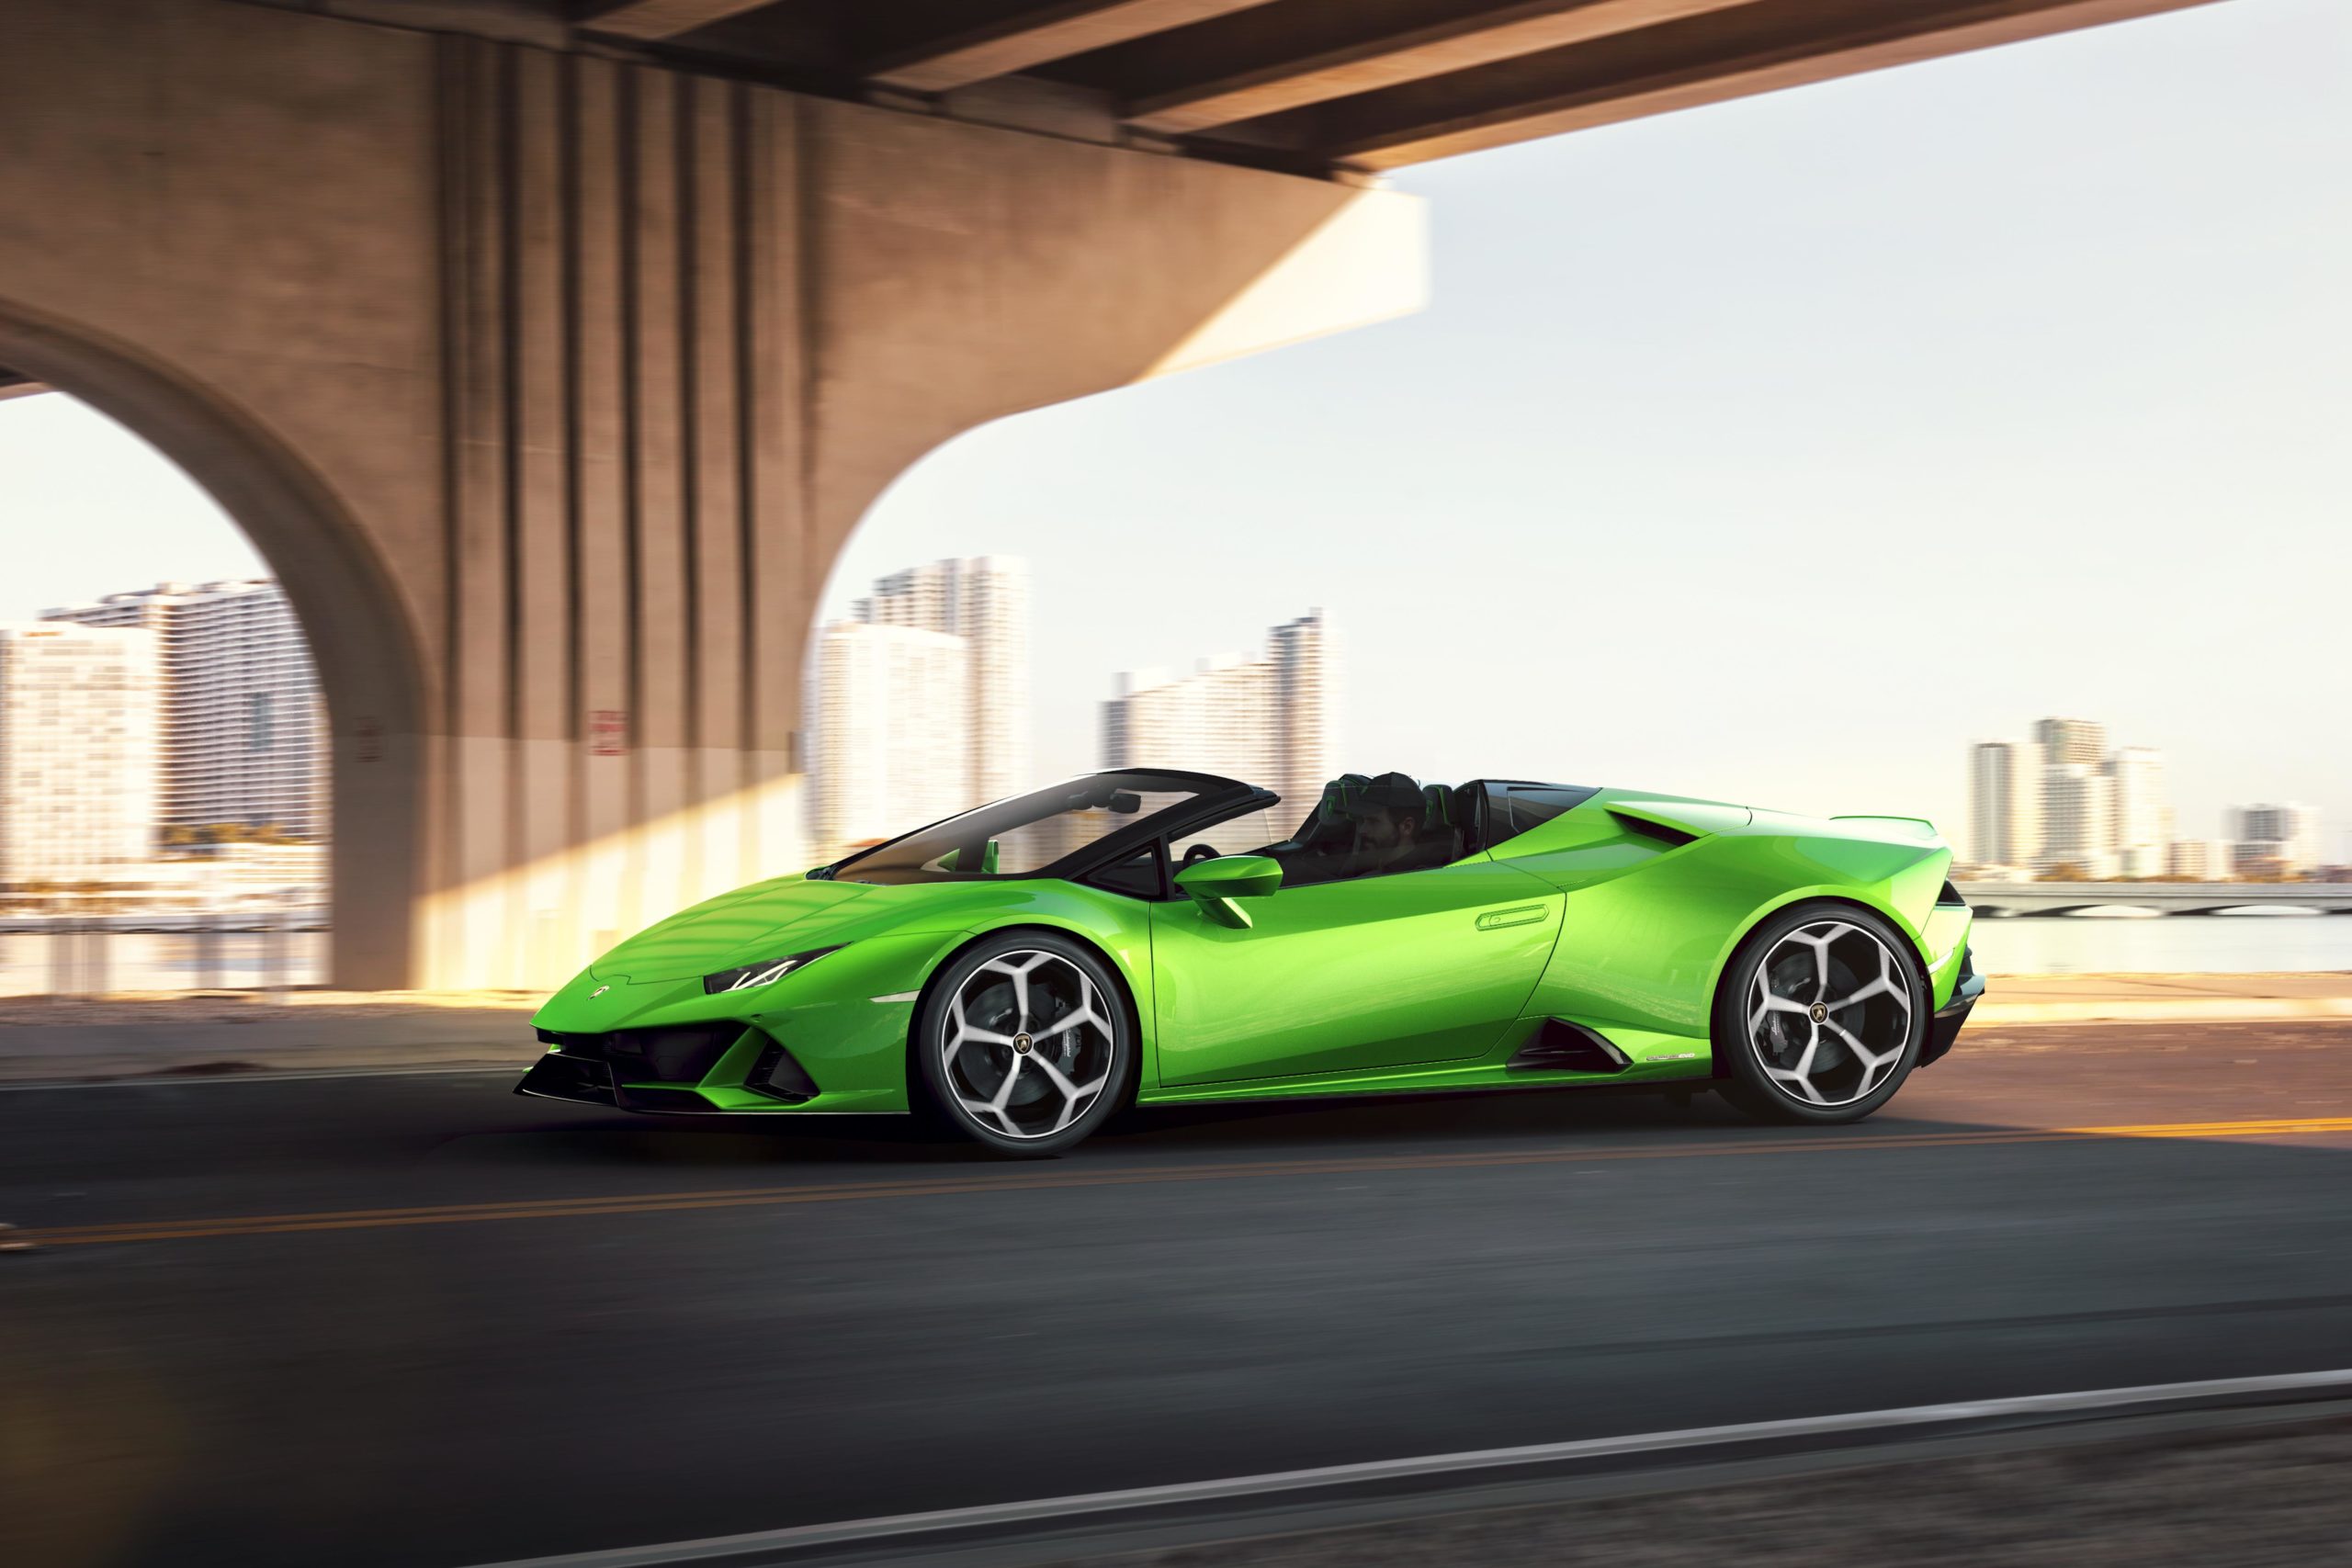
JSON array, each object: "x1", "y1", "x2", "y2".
[
  {"x1": 2055, "y1": 1117, "x2": 2352, "y2": 1139},
  {"x1": 24, "y1": 1118, "x2": 2352, "y2": 1249}
]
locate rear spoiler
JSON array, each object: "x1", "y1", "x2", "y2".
[{"x1": 1831, "y1": 814, "x2": 1939, "y2": 841}]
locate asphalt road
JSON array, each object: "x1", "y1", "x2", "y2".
[{"x1": 6, "y1": 1021, "x2": 2352, "y2": 1568}]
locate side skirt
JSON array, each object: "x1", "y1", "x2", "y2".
[{"x1": 1136, "y1": 1055, "x2": 1712, "y2": 1109}]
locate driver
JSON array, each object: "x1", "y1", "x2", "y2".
[{"x1": 1332, "y1": 772, "x2": 1434, "y2": 880}]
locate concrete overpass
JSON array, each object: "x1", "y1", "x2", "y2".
[
  {"x1": 1960, "y1": 882, "x2": 2352, "y2": 917},
  {"x1": 0, "y1": 0, "x2": 2226, "y2": 987}
]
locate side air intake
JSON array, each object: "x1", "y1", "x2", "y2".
[
  {"x1": 1607, "y1": 809, "x2": 1698, "y2": 848},
  {"x1": 1507, "y1": 1019, "x2": 1633, "y2": 1075}
]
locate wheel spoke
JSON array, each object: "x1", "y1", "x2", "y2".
[
  {"x1": 987, "y1": 1053, "x2": 1024, "y2": 1111},
  {"x1": 1749, "y1": 972, "x2": 1812, "y2": 1036},
  {"x1": 1829, "y1": 976, "x2": 1895, "y2": 1010},
  {"x1": 1823, "y1": 1020, "x2": 1894, "y2": 1091},
  {"x1": 1027, "y1": 1052, "x2": 1100, "y2": 1133}
]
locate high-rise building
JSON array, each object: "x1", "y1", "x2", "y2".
[
  {"x1": 854, "y1": 556, "x2": 1029, "y2": 804},
  {"x1": 2041, "y1": 762, "x2": 2115, "y2": 878},
  {"x1": 2031, "y1": 716, "x2": 2107, "y2": 769},
  {"x1": 2166, "y1": 839, "x2": 2231, "y2": 882},
  {"x1": 43, "y1": 580, "x2": 326, "y2": 839},
  {"x1": 808, "y1": 621, "x2": 969, "y2": 855},
  {"x1": 1102, "y1": 610, "x2": 1340, "y2": 821},
  {"x1": 2104, "y1": 746, "x2": 2166, "y2": 879},
  {"x1": 1103, "y1": 655, "x2": 1276, "y2": 785},
  {"x1": 0, "y1": 623, "x2": 160, "y2": 885},
  {"x1": 1268, "y1": 611, "x2": 1340, "y2": 824},
  {"x1": 2228, "y1": 803, "x2": 2323, "y2": 875},
  {"x1": 1966, "y1": 739, "x2": 2042, "y2": 872}
]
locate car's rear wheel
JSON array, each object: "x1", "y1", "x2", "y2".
[
  {"x1": 915, "y1": 931, "x2": 1135, "y2": 1157},
  {"x1": 1714, "y1": 903, "x2": 1926, "y2": 1124}
]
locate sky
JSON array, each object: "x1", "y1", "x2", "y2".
[{"x1": 3, "y1": 0, "x2": 2346, "y2": 857}]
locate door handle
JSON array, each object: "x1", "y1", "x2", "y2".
[{"x1": 1476, "y1": 905, "x2": 1547, "y2": 931}]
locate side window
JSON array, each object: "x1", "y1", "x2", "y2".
[
  {"x1": 1083, "y1": 841, "x2": 1167, "y2": 900},
  {"x1": 1485, "y1": 785, "x2": 1600, "y2": 850},
  {"x1": 1170, "y1": 807, "x2": 1284, "y2": 867}
]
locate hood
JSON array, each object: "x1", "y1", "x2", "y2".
[{"x1": 591, "y1": 874, "x2": 881, "y2": 982}]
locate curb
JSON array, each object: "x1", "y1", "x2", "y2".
[{"x1": 451, "y1": 1371, "x2": 2352, "y2": 1568}]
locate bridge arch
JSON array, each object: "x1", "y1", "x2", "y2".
[{"x1": 0, "y1": 296, "x2": 430, "y2": 987}]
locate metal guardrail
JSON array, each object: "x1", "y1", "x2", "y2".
[
  {"x1": 0, "y1": 909, "x2": 330, "y2": 998},
  {"x1": 1958, "y1": 882, "x2": 2352, "y2": 915}
]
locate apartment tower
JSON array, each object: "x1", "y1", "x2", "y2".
[
  {"x1": 42, "y1": 580, "x2": 326, "y2": 839},
  {"x1": 854, "y1": 557, "x2": 1030, "y2": 805},
  {"x1": 0, "y1": 622, "x2": 160, "y2": 884},
  {"x1": 1965, "y1": 739, "x2": 2042, "y2": 872},
  {"x1": 1103, "y1": 610, "x2": 1340, "y2": 821}
]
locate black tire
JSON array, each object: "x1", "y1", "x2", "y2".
[
  {"x1": 913, "y1": 931, "x2": 1136, "y2": 1157},
  {"x1": 1713, "y1": 902, "x2": 1927, "y2": 1125}
]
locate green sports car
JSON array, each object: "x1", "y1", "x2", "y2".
[{"x1": 517, "y1": 769, "x2": 1983, "y2": 1155}]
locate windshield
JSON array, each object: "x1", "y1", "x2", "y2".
[{"x1": 820, "y1": 771, "x2": 1243, "y2": 885}]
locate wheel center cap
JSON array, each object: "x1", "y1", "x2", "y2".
[
  {"x1": 1808, "y1": 1003, "x2": 1828, "y2": 1023},
  {"x1": 1013, "y1": 1033, "x2": 1033, "y2": 1054}
]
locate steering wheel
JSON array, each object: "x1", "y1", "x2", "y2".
[{"x1": 1181, "y1": 842, "x2": 1222, "y2": 867}]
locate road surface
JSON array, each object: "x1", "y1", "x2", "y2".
[{"x1": 6, "y1": 1021, "x2": 2350, "y2": 1567}]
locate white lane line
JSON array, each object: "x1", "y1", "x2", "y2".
[{"x1": 458, "y1": 1369, "x2": 2352, "y2": 1568}]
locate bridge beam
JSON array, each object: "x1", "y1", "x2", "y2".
[
  {"x1": 577, "y1": 0, "x2": 782, "y2": 43},
  {"x1": 865, "y1": 1, "x2": 1284, "y2": 94},
  {"x1": 1123, "y1": 0, "x2": 1767, "y2": 136},
  {"x1": 1222, "y1": 0, "x2": 2230, "y2": 170}
]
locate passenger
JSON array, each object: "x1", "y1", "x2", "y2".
[{"x1": 1332, "y1": 772, "x2": 1439, "y2": 879}]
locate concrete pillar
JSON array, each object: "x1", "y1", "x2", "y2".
[{"x1": 0, "y1": 0, "x2": 1425, "y2": 988}]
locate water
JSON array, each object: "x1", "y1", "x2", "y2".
[{"x1": 1969, "y1": 912, "x2": 2352, "y2": 976}]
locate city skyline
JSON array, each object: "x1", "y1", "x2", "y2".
[
  {"x1": 43, "y1": 578, "x2": 327, "y2": 841},
  {"x1": 1102, "y1": 608, "x2": 1340, "y2": 819},
  {"x1": 1967, "y1": 715, "x2": 2331, "y2": 880},
  {"x1": 852, "y1": 556, "x2": 1031, "y2": 807},
  {"x1": 808, "y1": 619, "x2": 969, "y2": 855},
  {"x1": 810, "y1": 555, "x2": 1033, "y2": 859},
  {"x1": 4, "y1": 0, "x2": 2346, "y2": 859},
  {"x1": 0, "y1": 578, "x2": 328, "y2": 912}
]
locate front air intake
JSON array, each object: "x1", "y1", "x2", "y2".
[
  {"x1": 744, "y1": 1034, "x2": 820, "y2": 1103},
  {"x1": 540, "y1": 1023, "x2": 745, "y2": 1083}
]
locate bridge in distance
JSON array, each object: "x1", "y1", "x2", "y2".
[{"x1": 1959, "y1": 881, "x2": 2352, "y2": 916}]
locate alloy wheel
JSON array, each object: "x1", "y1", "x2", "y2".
[
  {"x1": 1746, "y1": 919, "x2": 1914, "y2": 1108},
  {"x1": 939, "y1": 949, "x2": 1117, "y2": 1141}
]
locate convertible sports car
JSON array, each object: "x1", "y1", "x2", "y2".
[{"x1": 519, "y1": 769, "x2": 1984, "y2": 1155}]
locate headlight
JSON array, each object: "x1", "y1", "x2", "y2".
[{"x1": 702, "y1": 946, "x2": 841, "y2": 995}]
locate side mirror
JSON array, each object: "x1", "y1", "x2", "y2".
[{"x1": 1173, "y1": 854, "x2": 1283, "y2": 929}]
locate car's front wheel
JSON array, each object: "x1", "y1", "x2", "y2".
[
  {"x1": 1714, "y1": 903, "x2": 1927, "y2": 1124},
  {"x1": 915, "y1": 931, "x2": 1135, "y2": 1156}
]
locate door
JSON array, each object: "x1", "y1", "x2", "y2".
[{"x1": 1149, "y1": 857, "x2": 1563, "y2": 1087}]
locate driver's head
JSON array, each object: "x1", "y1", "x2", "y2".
[{"x1": 1338, "y1": 773, "x2": 1424, "y2": 852}]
